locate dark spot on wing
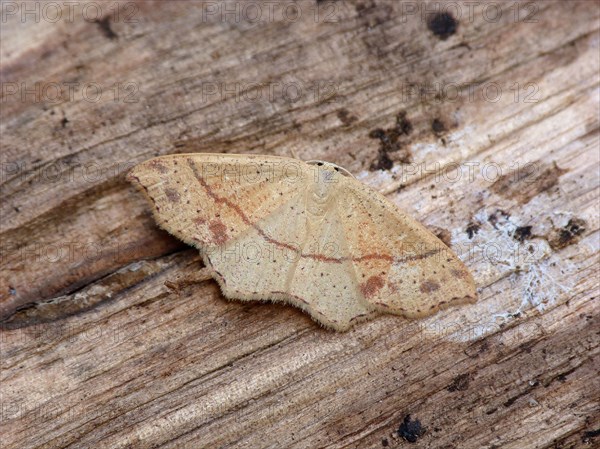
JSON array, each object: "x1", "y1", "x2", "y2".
[
  {"x1": 149, "y1": 160, "x2": 168, "y2": 174},
  {"x1": 360, "y1": 275, "x2": 385, "y2": 299},
  {"x1": 164, "y1": 188, "x2": 180, "y2": 203},
  {"x1": 420, "y1": 279, "x2": 440, "y2": 294},
  {"x1": 209, "y1": 219, "x2": 228, "y2": 245},
  {"x1": 451, "y1": 268, "x2": 468, "y2": 279}
]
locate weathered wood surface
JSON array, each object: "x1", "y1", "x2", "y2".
[{"x1": 1, "y1": 1, "x2": 599, "y2": 448}]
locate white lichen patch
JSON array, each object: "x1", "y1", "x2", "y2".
[
  {"x1": 442, "y1": 208, "x2": 578, "y2": 342},
  {"x1": 355, "y1": 164, "x2": 404, "y2": 187}
]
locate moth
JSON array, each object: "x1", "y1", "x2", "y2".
[{"x1": 127, "y1": 153, "x2": 476, "y2": 331}]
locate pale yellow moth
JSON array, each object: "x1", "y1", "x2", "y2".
[{"x1": 128, "y1": 153, "x2": 476, "y2": 331}]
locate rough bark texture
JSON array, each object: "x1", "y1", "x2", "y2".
[{"x1": 1, "y1": 1, "x2": 599, "y2": 448}]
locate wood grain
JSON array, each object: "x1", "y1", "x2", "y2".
[{"x1": 1, "y1": 1, "x2": 598, "y2": 448}]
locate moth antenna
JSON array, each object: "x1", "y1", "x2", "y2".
[{"x1": 306, "y1": 160, "x2": 356, "y2": 179}]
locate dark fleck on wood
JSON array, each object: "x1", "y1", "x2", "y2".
[
  {"x1": 513, "y1": 226, "x2": 533, "y2": 242},
  {"x1": 466, "y1": 222, "x2": 480, "y2": 239},
  {"x1": 549, "y1": 218, "x2": 586, "y2": 250},
  {"x1": 427, "y1": 12, "x2": 458, "y2": 40},
  {"x1": 491, "y1": 161, "x2": 567, "y2": 205},
  {"x1": 447, "y1": 373, "x2": 471, "y2": 392},
  {"x1": 398, "y1": 415, "x2": 426, "y2": 443}
]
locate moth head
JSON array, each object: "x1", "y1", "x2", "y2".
[{"x1": 306, "y1": 160, "x2": 355, "y2": 178}]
